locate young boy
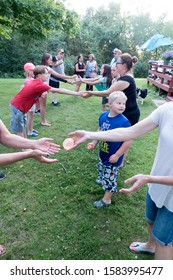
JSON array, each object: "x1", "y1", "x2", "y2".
[
  {"x1": 10, "y1": 65, "x2": 80, "y2": 137},
  {"x1": 87, "y1": 91, "x2": 132, "y2": 208}
]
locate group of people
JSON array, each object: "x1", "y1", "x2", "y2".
[{"x1": 1, "y1": 47, "x2": 173, "y2": 260}]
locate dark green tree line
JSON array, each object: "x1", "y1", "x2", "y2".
[{"x1": 1, "y1": 0, "x2": 173, "y2": 77}]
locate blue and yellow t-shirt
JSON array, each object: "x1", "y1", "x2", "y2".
[{"x1": 99, "y1": 112, "x2": 131, "y2": 166}]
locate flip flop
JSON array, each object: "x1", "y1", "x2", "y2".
[
  {"x1": 40, "y1": 122, "x2": 51, "y2": 127},
  {"x1": 129, "y1": 242, "x2": 155, "y2": 255},
  {"x1": 0, "y1": 245, "x2": 6, "y2": 255}
]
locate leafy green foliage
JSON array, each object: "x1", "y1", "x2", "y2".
[
  {"x1": 0, "y1": 0, "x2": 73, "y2": 39},
  {"x1": 1, "y1": 1, "x2": 173, "y2": 77}
]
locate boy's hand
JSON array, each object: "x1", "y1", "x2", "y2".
[
  {"x1": 109, "y1": 154, "x2": 119, "y2": 163},
  {"x1": 87, "y1": 142, "x2": 95, "y2": 150}
]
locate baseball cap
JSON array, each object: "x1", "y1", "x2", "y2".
[{"x1": 24, "y1": 62, "x2": 35, "y2": 71}]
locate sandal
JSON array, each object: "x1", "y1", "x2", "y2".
[
  {"x1": 129, "y1": 242, "x2": 155, "y2": 255},
  {"x1": 40, "y1": 122, "x2": 51, "y2": 127},
  {"x1": 0, "y1": 245, "x2": 6, "y2": 255}
]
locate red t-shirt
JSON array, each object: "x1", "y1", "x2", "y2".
[{"x1": 10, "y1": 79, "x2": 51, "y2": 113}]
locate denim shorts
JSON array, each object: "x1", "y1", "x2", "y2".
[
  {"x1": 10, "y1": 104, "x2": 27, "y2": 133},
  {"x1": 146, "y1": 190, "x2": 173, "y2": 246}
]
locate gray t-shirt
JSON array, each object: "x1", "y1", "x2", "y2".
[
  {"x1": 49, "y1": 58, "x2": 65, "y2": 82},
  {"x1": 148, "y1": 102, "x2": 173, "y2": 211}
]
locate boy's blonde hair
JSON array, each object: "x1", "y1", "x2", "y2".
[{"x1": 108, "y1": 91, "x2": 127, "y2": 104}]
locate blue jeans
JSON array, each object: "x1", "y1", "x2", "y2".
[{"x1": 146, "y1": 190, "x2": 173, "y2": 246}]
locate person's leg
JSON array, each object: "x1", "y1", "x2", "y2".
[
  {"x1": 155, "y1": 242, "x2": 173, "y2": 260},
  {"x1": 102, "y1": 97, "x2": 108, "y2": 111},
  {"x1": 27, "y1": 105, "x2": 38, "y2": 136},
  {"x1": 17, "y1": 130, "x2": 27, "y2": 138},
  {"x1": 129, "y1": 190, "x2": 156, "y2": 254},
  {"x1": 96, "y1": 159, "x2": 103, "y2": 184},
  {"x1": 27, "y1": 112, "x2": 34, "y2": 134},
  {"x1": 40, "y1": 95, "x2": 51, "y2": 126},
  {"x1": 94, "y1": 164, "x2": 118, "y2": 208},
  {"x1": 35, "y1": 102, "x2": 40, "y2": 114},
  {"x1": 49, "y1": 80, "x2": 61, "y2": 106},
  {"x1": 102, "y1": 104, "x2": 107, "y2": 111},
  {"x1": 85, "y1": 78, "x2": 93, "y2": 91},
  {"x1": 75, "y1": 82, "x2": 82, "y2": 92},
  {"x1": 152, "y1": 205, "x2": 173, "y2": 260},
  {"x1": 102, "y1": 165, "x2": 118, "y2": 204},
  {"x1": 102, "y1": 191, "x2": 113, "y2": 203}
]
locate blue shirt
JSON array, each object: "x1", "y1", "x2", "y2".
[{"x1": 99, "y1": 112, "x2": 131, "y2": 166}]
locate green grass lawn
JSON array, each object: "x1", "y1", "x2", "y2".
[{"x1": 0, "y1": 78, "x2": 165, "y2": 260}]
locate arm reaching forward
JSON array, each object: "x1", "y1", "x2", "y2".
[
  {"x1": 68, "y1": 117, "x2": 157, "y2": 150},
  {"x1": 119, "y1": 175, "x2": 173, "y2": 193}
]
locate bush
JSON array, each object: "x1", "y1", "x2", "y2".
[{"x1": 133, "y1": 60, "x2": 148, "y2": 78}]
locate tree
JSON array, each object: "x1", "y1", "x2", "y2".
[
  {"x1": 0, "y1": 0, "x2": 79, "y2": 76},
  {"x1": 0, "y1": 0, "x2": 78, "y2": 39}
]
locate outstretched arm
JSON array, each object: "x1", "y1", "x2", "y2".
[
  {"x1": 80, "y1": 77, "x2": 100, "y2": 85},
  {"x1": 85, "y1": 80, "x2": 129, "y2": 97},
  {"x1": 49, "y1": 68, "x2": 77, "y2": 80},
  {"x1": 68, "y1": 117, "x2": 157, "y2": 150},
  {"x1": 0, "y1": 120, "x2": 60, "y2": 154},
  {"x1": 0, "y1": 149, "x2": 58, "y2": 167},
  {"x1": 49, "y1": 87, "x2": 82, "y2": 96},
  {"x1": 119, "y1": 175, "x2": 173, "y2": 193}
]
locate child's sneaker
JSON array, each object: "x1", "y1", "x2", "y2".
[
  {"x1": 0, "y1": 173, "x2": 6, "y2": 180},
  {"x1": 27, "y1": 131, "x2": 38, "y2": 137},
  {"x1": 93, "y1": 199, "x2": 111, "y2": 208},
  {"x1": 32, "y1": 129, "x2": 38, "y2": 134}
]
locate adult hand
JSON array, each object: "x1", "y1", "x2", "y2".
[
  {"x1": 81, "y1": 92, "x2": 93, "y2": 98},
  {"x1": 119, "y1": 174, "x2": 149, "y2": 193},
  {"x1": 30, "y1": 149, "x2": 58, "y2": 163},
  {"x1": 67, "y1": 130, "x2": 89, "y2": 150},
  {"x1": 73, "y1": 74, "x2": 78, "y2": 79},
  {"x1": 33, "y1": 138, "x2": 60, "y2": 154}
]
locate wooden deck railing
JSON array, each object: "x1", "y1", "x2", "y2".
[{"x1": 147, "y1": 63, "x2": 173, "y2": 101}]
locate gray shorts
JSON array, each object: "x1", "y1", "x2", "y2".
[{"x1": 10, "y1": 104, "x2": 27, "y2": 133}]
